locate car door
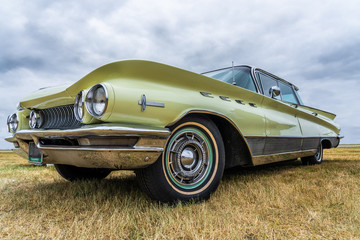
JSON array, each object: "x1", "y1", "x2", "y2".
[{"x1": 254, "y1": 71, "x2": 303, "y2": 164}]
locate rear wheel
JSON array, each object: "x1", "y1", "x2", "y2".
[
  {"x1": 55, "y1": 164, "x2": 111, "y2": 181},
  {"x1": 136, "y1": 116, "x2": 225, "y2": 203},
  {"x1": 301, "y1": 144, "x2": 323, "y2": 165}
]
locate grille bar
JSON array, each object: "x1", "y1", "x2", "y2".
[{"x1": 40, "y1": 105, "x2": 82, "y2": 129}]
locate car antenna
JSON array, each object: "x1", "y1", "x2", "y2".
[{"x1": 232, "y1": 61, "x2": 236, "y2": 85}]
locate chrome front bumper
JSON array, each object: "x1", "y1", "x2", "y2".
[{"x1": 6, "y1": 124, "x2": 171, "y2": 169}]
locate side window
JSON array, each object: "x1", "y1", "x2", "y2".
[
  {"x1": 234, "y1": 67, "x2": 257, "y2": 92},
  {"x1": 278, "y1": 81, "x2": 299, "y2": 104},
  {"x1": 259, "y1": 73, "x2": 281, "y2": 100},
  {"x1": 203, "y1": 67, "x2": 257, "y2": 92}
]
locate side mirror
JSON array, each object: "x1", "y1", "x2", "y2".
[{"x1": 269, "y1": 86, "x2": 281, "y2": 98}]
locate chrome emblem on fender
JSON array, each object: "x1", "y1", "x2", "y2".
[{"x1": 138, "y1": 94, "x2": 165, "y2": 111}]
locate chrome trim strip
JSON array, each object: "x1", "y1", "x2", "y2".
[
  {"x1": 244, "y1": 135, "x2": 337, "y2": 139},
  {"x1": 36, "y1": 143, "x2": 164, "y2": 152},
  {"x1": 244, "y1": 135, "x2": 338, "y2": 156},
  {"x1": 252, "y1": 149, "x2": 317, "y2": 165},
  {"x1": 253, "y1": 149, "x2": 317, "y2": 158},
  {"x1": 14, "y1": 125, "x2": 171, "y2": 140}
]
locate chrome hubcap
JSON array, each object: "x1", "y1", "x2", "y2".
[
  {"x1": 180, "y1": 147, "x2": 196, "y2": 167},
  {"x1": 315, "y1": 145, "x2": 323, "y2": 161},
  {"x1": 166, "y1": 130, "x2": 211, "y2": 187}
]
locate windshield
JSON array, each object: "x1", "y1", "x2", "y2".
[{"x1": 202, "y1": 67, "x2": 257, "y2": 92}]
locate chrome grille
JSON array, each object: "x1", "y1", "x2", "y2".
[{"x1": 39, "y1": 105, "x2": 82, "y2": 129}]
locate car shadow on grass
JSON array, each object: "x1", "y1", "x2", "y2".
[
  {"x1": 4, "y1": 172, "x2": 158, "y2": 213},
  {"x1": 223, "y1": 158, "x2": 303, "y2": 179},
  {"x1": 5, "y1": 158, "x2": 358, "y2": 210},
  {"x1": 6, "y1": 160, "x2": 297, "y2": 203}
]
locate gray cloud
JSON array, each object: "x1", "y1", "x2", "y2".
[
  {"x1": 1, "y1": 0, "x2": 360, "y2": 148},
  {"x1": 0, "y1": 57, "x2": 44, "y2": 72},
  {"x1": 317, "y1": 41, "x2": 360, "y2": 78}
]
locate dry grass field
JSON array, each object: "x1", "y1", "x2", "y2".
[{"x1": 1, "y1": 147, "x2": 359, "y2": 239}]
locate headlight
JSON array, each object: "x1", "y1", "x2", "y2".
[
  {"x1": 29, "y1": 110, "x2": 43, "y2": 129},
  {"x1": 74, "y1": 90, "x2": 85, "y2": 121},
  {"x1": 85, "y1": 84, "x2": 108, "y2": 118},
  {"x1": 7, "y1": 113, "x2": 19, "y2": 132}
]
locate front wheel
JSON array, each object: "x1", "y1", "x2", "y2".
[
  {"x1": 136, "y1": 116, "x2": 225, "y2": 203},
  {"x1": 301, "y1": 144, "x2": 323, "y2": 165},
  {"x1": 55, "y1": 164, "x2": 111, "y2": 181}
]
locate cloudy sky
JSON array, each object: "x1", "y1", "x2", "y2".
[{"x1": 1, "y1": 0, "x2": 359, "y2": 148}]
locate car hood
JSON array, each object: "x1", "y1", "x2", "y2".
[
  {"x1": 19, "y1": 60, "x2": 212, "y2": 109},
  {"x1": 20, "y1": 85, "x2": 73, "y2": 109}
]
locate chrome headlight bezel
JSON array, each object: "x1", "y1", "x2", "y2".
[
  {"x1": 7, "y1": 113, "x2": 19, "y2": 132},
  {"x1": 6, "y1": 115, "x2": 10, "y2": 132},
  {"x1": 74, "y1": 90, "x2": 85, "y2": 121},
  {"x1": 85, "y1": 83, "x2": 109, "y2": 118},
  {"x1": 29, "y1": 110, "x2": 43, "y2": 129}
]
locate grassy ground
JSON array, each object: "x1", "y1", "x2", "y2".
[{"x1": 0, "y1": 148, "x2": 359, "y2": 239}]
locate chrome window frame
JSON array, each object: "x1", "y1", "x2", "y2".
[
  {"x1": 256, "y1": 71, "x2": 281, "y2": 100},
  {"x1": 254, "y1": 69, "x2": 301, "y2": 105},
  {"x1": 202, "y1": 65, "x2": 302, "y2": 105}
]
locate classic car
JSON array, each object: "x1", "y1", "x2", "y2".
[{"x1": 6, "y1": 60, "x2": 341, "y2": 203}]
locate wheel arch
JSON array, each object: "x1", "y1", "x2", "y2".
[
  {"x1": 321, "y1": 138, "x2": 333, "y2": 149},
  {"x1": 167, "y1": 110, "x2": 254, "y2": 168}
]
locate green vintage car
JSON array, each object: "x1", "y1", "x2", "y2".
[{"x1": 6, "y1": 60, "x2": 341, "y2": 202}]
